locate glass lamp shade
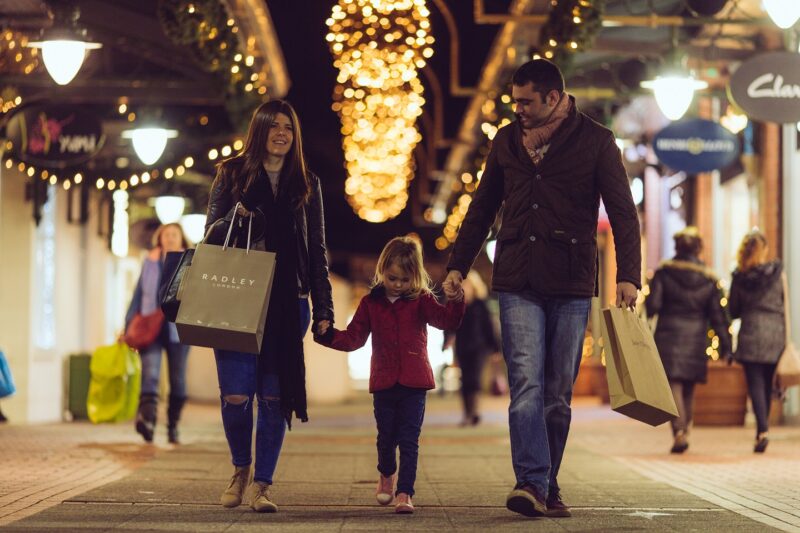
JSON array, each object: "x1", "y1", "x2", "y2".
[
  {"x1": 154, "y1": 196, "x2": 186, "y2": 224},
  {"x1": 180, "y1": 214, "x2": 207, "y2": 245},
  {"x1": 763, "y1": 0, "x2": 800, "y2": 29},
  {"x1": 641, "y1": 76, "x2": 708, "y2": 121},
  {"x1": 122, "y1": 128, "x2": 178, "y2": 166},
  {"x1": 28, "y1": 39, "x2": 101, "y2": 85}
]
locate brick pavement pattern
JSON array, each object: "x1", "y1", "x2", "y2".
[{"x1": 1, "y1": 397, "x2": 798, "y2": 532}]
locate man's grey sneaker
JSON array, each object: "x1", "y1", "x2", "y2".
[
  {"x1": 545, "y1": 490, "x2": 571, "y2": 517},
  {"x1": 506, "y1": 484, "x2": 547, "y2": 517}
]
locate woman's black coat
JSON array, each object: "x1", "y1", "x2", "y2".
[
  {"x1": 645, "y1": 256, "x2": 732, "y2": 383},
  {"x1": 729, "y1": 260, "x2": 785, "y2": 364},
  {"x1": 205, "y1": 169, "x2": 334, "y2": 325}
]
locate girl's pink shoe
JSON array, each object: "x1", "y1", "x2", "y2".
[
  {"x1": 376, "y1": 474, "x2": 395, "y2": 505},
  {"x1": 395, "y1": 492, "x2": 414, "y2": 514}
]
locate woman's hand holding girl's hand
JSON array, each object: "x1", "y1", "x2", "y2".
[{"x1": 316, "y1": 320, "x2": 331, "y2": 335}]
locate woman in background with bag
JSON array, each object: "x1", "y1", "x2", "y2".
[
  {"x1": 645, "y1": 227, "x2": 731, "y2": 454},
  {"x1": 205, "y1": 100, "x2": 334, "y2": 513},
  {"x1": 125, "y1": 223, "x2": 191, "y2": 444},
  {"x1": 729, "y1": 230, "x2": 785, "y2": 453},
  {"x1": 443, "y1": 270, "x2": 499, "y2": 426}
]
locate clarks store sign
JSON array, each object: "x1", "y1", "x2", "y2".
[
  {"x1": 654, "y1": 119, "x2": 739, "y2": 174},
  {"x1": 6, "y1": 105, "x2": 104, "y2": 168},
  {"x1": 728, "y1": 51, "x2": 800, "y2": 124}
]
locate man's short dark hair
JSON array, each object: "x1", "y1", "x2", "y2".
[{"x1": 512, "y1": 59, "x2": 565, "y2": 97}]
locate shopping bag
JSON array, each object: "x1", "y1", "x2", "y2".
[
  {"x1": 123, "y1": 310, "x2": 164, "y2": 350},
  {"x1": 86, "y1": 343, "x2": 141, "y2": 423},
  {"x1": 175, "y1": 207, "x2": 274, "y2": 354},
  {"x1": 160, "y1": 249, "x2": 195, "y2": 322},
  {"x1": 600, "y1": 307, "x2": 678, "y2": 426},
  {"x1": 776, "y1": 272, "x2": 800, "y2": 388},
  {"x1": 0, "y1": 350, "x2": 16, "y2": 398},
  {"x1": 776, "y1": 343, "x2": 800, "y2": 388}
]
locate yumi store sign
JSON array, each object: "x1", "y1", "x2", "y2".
[
  {"x1": 5, "y1": 105, "x2": 105, "y2": 168},
  {"x1": 728, "y1": 51, "x2": 800, "y2": 124}
]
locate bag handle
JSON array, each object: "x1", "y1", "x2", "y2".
[
  {"x1": 222, "y1": 202, "x2": 254, "y2": 254},
  {"x1": 782, "y1": 271, "x2": 792, "y2": 343}
]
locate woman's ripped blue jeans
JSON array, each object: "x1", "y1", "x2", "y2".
[{"x1": 213, "y1": 298, "x2": 310, "y2": 484}]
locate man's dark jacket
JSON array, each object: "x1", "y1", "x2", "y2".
[{"x1": 448, "y1": 99, "x2": 641, "y2": 297}]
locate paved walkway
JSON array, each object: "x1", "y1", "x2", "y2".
[{"x1": 1, "y1": 395, "x2": 799, "y2": 532}]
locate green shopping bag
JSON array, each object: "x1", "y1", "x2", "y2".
[{"x1": 87, "y1": 343, "x2": 141, "y2": 423}]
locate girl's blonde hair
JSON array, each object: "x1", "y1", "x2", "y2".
[
  {"x1": 736, "y1": 229, "x2": 768, "y2": 272},
  {"x1": 372, "y1": 235, "x2": 433, "y2": 298}
]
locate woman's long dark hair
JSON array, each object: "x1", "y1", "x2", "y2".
[{"x1": 212, "y1": 100, "x2": 311, "y2": 210}]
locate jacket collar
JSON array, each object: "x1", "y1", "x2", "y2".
[
  {"x1": 368, "y1": 285, "x2": 412, "y2": 302},
  {"x1": 513, "y1": 94, "x2": 581, "y2": 171}
]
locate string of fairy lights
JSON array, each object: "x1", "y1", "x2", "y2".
[
  {"x1": 1, "y1": 137, "x2": 245, "y2": 193},
  {"x1": 433, "y1": 93, "x2": 515, "y2": 251},
  {"x1": 0, "y1": 1, "x2": 269, "y2": 194},
  {"x1": 327, "y1": 0, "x2": 434, "y2": 223},
  {"x1": 0, "y1": 30, "x2": 39, "y2": 114}
]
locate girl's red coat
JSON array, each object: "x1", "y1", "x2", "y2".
[{"x1": 319, "y1": 288, "x2": 465, "y2": 392}]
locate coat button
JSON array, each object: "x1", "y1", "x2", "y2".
[
  {"x1": 535, "y1": 174, "x2": 542, "y2": 180},
  {"x1": 532, "y1": 203, "x2": 539, "y2": 210},
  {"x1": 529, "y1": 235, "x2": 536, "y2": 242},
  {"x1": 571, "y1": 238, "x2": 577, "y2": 244}
]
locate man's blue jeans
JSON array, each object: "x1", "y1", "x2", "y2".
[
  {"x1": 498, "y1": 292, "x2": 591, "y2": 498},
  {"x1": 213, "y1": 298, "x2": 310, "y2": 485}
]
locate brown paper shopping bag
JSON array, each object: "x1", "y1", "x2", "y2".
[
  {"x1": 175, "y1": 208, "x2": 275, "y2": 354},
  {"x1": 776, "y1": 272, "x2": 800, "y2": 388},
  {"x1": 601, "y1": 307, "x2": 678, "y2": 426}
]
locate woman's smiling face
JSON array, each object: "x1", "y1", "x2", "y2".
[{"x1": 266, "y1": 112, "x2": 294, "y2": 158}]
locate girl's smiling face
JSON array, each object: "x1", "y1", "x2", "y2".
[{"x1": 384, "y1": 262, "x2": 412, "y2": 298}]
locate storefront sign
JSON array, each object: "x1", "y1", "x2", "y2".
[
  {"x1": 653, "y1": 119, "x2": 739, "y2": 174},
  {"x1": 6, "y1": 105, "x2": 104, "y2": 168},
  {"x1": 728, "y1": 51, "x2": 800, "y2": 123}
]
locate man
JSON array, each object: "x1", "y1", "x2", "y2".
[{"x1": 443, "y1": 59, "x2": 641, "y2": 518}]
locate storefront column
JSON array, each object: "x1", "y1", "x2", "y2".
[
  {"x1": 782, "y1": 124, "x2": 800, "y2": 423},
  {"x1": 0, "y1": 164, "x2": 35, "y2": 422}
]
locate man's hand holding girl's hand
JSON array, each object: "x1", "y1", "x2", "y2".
[{"x1": 443, "y1": 270, "x2": 464, "y2": 302}]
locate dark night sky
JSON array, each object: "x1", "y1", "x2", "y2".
[{"x1": 266, "y1": 1, "x2": 508, "y2": 263}]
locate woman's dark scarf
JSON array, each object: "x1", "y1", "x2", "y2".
[{"x1": 246, "y1": 167, "x2": 307, "y2": 427}]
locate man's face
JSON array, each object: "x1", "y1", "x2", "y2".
[{"x1": 512, "y1": 82, "x2": 560, "y2": 129}]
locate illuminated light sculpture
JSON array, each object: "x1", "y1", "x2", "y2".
[{"x1": 327, "y1": 0, "x2": 434, "y2": 223}]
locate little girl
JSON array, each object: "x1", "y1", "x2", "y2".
[{"x1": 316, "y1": 236, "x2": 464, "y2": 513}]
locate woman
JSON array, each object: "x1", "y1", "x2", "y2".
[
  {"x1": 444, "y1": 270, "x2": 499, "y2": 426},
  {"x1": 125, "y1": 223, "x2": 191, "y2": 444},
  {"x1": 645, "y1": 227, "x2": 731, "y2": 454},
  {"x1": 205, "y1": 100, "x2": 333, "y2": 513},
  {"x1": 729, "y1": 230, "x2": 784, "y2": 453}
]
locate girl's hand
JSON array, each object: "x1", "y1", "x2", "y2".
[
  {"x1": 316, "y1": 320, "x2": 331, "y2": 335},
  {"x1": 236, "y1": 204, "x2": 251, "y2": 217},
  {"x1": 447, "y1": 286, "x2": 465, "y2": 303}
]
